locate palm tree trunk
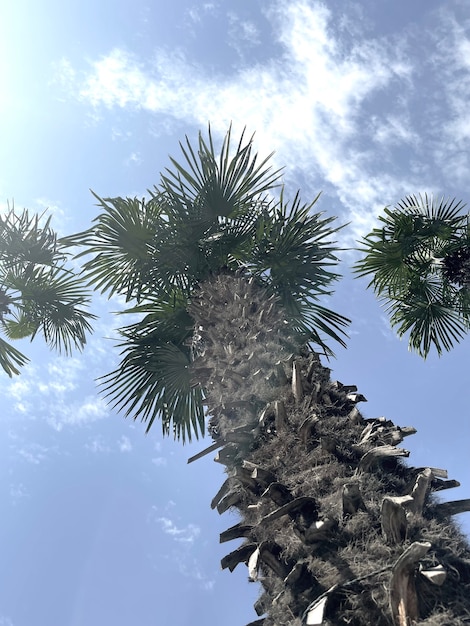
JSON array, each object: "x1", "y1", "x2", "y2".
[{"x1": 189, "y1": 272, "x2": 470, "y2": 626}]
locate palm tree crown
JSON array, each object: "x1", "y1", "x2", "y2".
[
  {"x1": 0, "y1": 205, "x2": 95, "y2": 376},
  {"x1": 63, "y1": 127, "x2": 350, "y2": 440},
  {"x1": 355, "y1": 194, "x2": 470, "y2": 358}
]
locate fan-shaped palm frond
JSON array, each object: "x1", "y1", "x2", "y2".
[
  {"x1": 60, "y1": 194, "x2": 164, "y2": 301},
  {"x1": 159, "y1": 124, "x2": 283, "y2": 220},
  {"x1": 0, "y1": 204, "x2": 60, "y2": 272},
  {"x1": 389, "y1": 290, "x2": 469, "y2": 357},
  {"x1": 0, "y1": 205, "x2": 94, "y2": 375},
  {"x1": 101, "y1": 300, "x2": 204, "y2": 441},
  {"x1": 65, "y1": 126, "x2": 348, "y2": 437},
  {"x1": 247, "y1": 191, "x2": 349, "y2": 354},
  {"x1": 355, "y1": 194, "x2": 470, "y2": 357},
  {"x1": 5, "y1": 265, "x2": 95, "y2": 354},
  {"x1": 0, "y1": 336, "x2": 30, "y2": 376}
]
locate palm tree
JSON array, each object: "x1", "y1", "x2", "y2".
[
  {"x1": 66, "y1": 130, "x2": 470, "y2": 625},
  {"x1": 354, "y1": 195, "x2": 470, "y2": 358},
  {"x1": 0, "y1": 204, "x2": 95, "y2": 375}
]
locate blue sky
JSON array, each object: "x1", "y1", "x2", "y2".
[{"x1": 1, "y1": 2, "x2": 469, "y2": 625}]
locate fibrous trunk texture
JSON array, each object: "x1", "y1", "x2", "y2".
[{"x1": 189, "y1": 273, "x2": 470, "y2": 626}]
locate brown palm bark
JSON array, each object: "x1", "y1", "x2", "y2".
[{"x1": 189, "y1": 272, "x2": 470, "y2": 626}]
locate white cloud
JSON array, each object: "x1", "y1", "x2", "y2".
[
  {"x1": 85, "y1": 437, "x2": 110, "y2": 453},
  {"x1": 186, "y1": 2, "x2": 219, "y2": 28},
  {"x1": 176, "y1": 556, "x2": 216, "y2": 591},
  {"x1": 150, "y1": 441, "x2": 166, "y2": 465},
  {"x1": 17, "y1": 443, "x2": 50, "y2": 464},
  {"x1": 427, "y1": 9, "x2": 470, "y2": 186},
  {"x1": 125, "y1": 151, "x2": 142, "y2": 166},
  {"x1": 151, "y1": 456, "x2": 167, "y2": 466},
  {"x1": 47, "y1": 357, "x2": 83, "y2": 390},
  {"x1": 227, "y1": 12, "x2": 261, "y2": 59},
  {"x1": 147, "y1": 504, "x2": 214, "y2": 589},
  {"x1": 73, "y1": 1, "x2": 421, "y2": 243},
  {"x1": 372, "y1": 115, "x2": 419, "y2": 147},
  {"x1": 156, "y1": 516, "x2": 200, "y2": 543},
  {"x1": 57, "y1": 0, "x2": 470, "y2": 254},
  {"x1": 50, "y1": 58, "x2": 77, "y2": 95},
  {"x1": 47, "y1": 396, "x2": 109, "y2": 431},
  {"x1": 10, "y1": 482, "x2": 29, "y2": 501},
  {"x1": 118, "y1": 435, "x2": 132, "y2": 452},
  {"x1": 1, "y1": 352, "x2": 110, "y2": 430},
  {"x1": 6, "y1": 377, "x2": 31, "y2": 401},
  {"x1": 111, "y1": 127, "x2": 132, "y2": 141}
]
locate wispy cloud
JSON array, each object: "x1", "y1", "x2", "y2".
[
  {"x1": 46, "y1": 395, "x2": 109, "y2": 431},
  {"x1": 16, "y1": 442, "x2": 51, "y2": 464},
  {"x1": 124, "y1": 151, "x2": 142, "y2": 166},
  {"x1": 147, "y1": 503, "x2": 214, "y2": 589},
  {"x1": 54, "y1": 1, "x2": 470, "y2": 250},
  {"x1": 118, "y1": 435, "x2": 132, "y2": 452},
  {"x1": 1, "y1": 356, "x2": 110, "y2": 430},
  {"x1": 176, "y1": 556, "x2": 216, "y2": 591},
  {"x1": 157, "y1": 516, "x2": 201, "y2": 543},
  {"x1": 427, "y1": 9, "x2": 470, "y2": 186},
  {"x1": 150, "y1": 440, "x2": 167, "y2": 466},
  {"x1": 227, "y1": 11, "x2": 261, "y2": 60},
  {"x1": 371, "y1": 114, "x2": 420, "y2": 147},
  {"x1": 10, "y1": 482, "x2": 29, "y2": 503},
  {"x1": 151, "y1": 456, "x2": 167, "y2": 467},
  {"x1": 85, "y1": 437, "x2": 111, "y2": 454},
  {"x1": 71, "y1": 1, "x2": 424, "y2": 241},
  {"x1": 185, "y1": 2, "x2": 219, "y2": 29}
]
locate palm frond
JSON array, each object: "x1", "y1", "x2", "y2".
[
  {"x1": 355, "y1": 235, "x2": 413, "y2": 296},
  {"x1": 281, "y1": 296, "x2": 349, "y2": 357},
  {"x1": 60, "y1": 193, "x2": 163, "y2": 301},
  {"x1": 247, "y1": 191, "x2": 349, "y2": 354},
  {"x1": 355, "y1": 194, "x2": 470, "y2": 357},
  {"x1": 100, "y1": 296, "x2": 204, "y2": 440},
  {"x1": 395, "y1": 194, "x2": 466, "y2": 225},
  {"x1": 388, "y1": 293, "x2": 469, "y2": 357},
  {"x1": 0, "y1": 205, "x2": 60, "y2": 273},
  {"x1": 117, "y1": 296, "x2": 194, "y2": 345},
  {"x1": 159, "y1": 124, "x2": 283, "y2": 220},
  {"x1": 101, "y1": 334, "x2": 205, "y2": 442},
  {"x1": 1, "y1": 313, "x2": 37, "y2": 340},
  {"x1": 0, "y1": 336, "x2": 29, "y2": 376},
  {"x1": 63, "y1": 126, "x2": 350, "y2": 438},
  {"x1": 6, "y1": 265, "x2": 95, "y2": 354},
  {"x1": 0, "y1": 205, "x2": 95, "y2": 374}
]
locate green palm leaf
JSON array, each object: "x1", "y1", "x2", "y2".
[
  {"x1": 390, "y1": 295, "x2": 468, "y2": 357},
  {"x1": 0, "y1": 205, "x2": 59, "y2": 272},
  {"x1": 355, "y1": 194, "x2": 470, "y2": 357},
  {"x1": 160, "y1": 124, "x2": 283, "y2": 220},
  {"x1": 101, "y1": 331, "x2": 204, "y2": 441},
  {"x1": 66, "y1": 126, "x2": 349, "y2": 437},
  {"x1": 6, "y1": 266, "x2": 95, "y2": 354},
  {"x1": 60, "y1": 194, "x2": 164, "y2": 301},
  {"x1": 0, "y1": 205, "x2": 94, "y2": 374},
  {"x1": 0, "y1": 336, "x2": 29, "y2": 376},
  {"x1": 2, "y1": 313, "x2": 37, "y2": 340},
  {"x1": 248, "y1": 191, "x2": 349, "y2": 353},
  {"x1": 101, "y1": 295, "x2": 203, "y2": 440}
]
